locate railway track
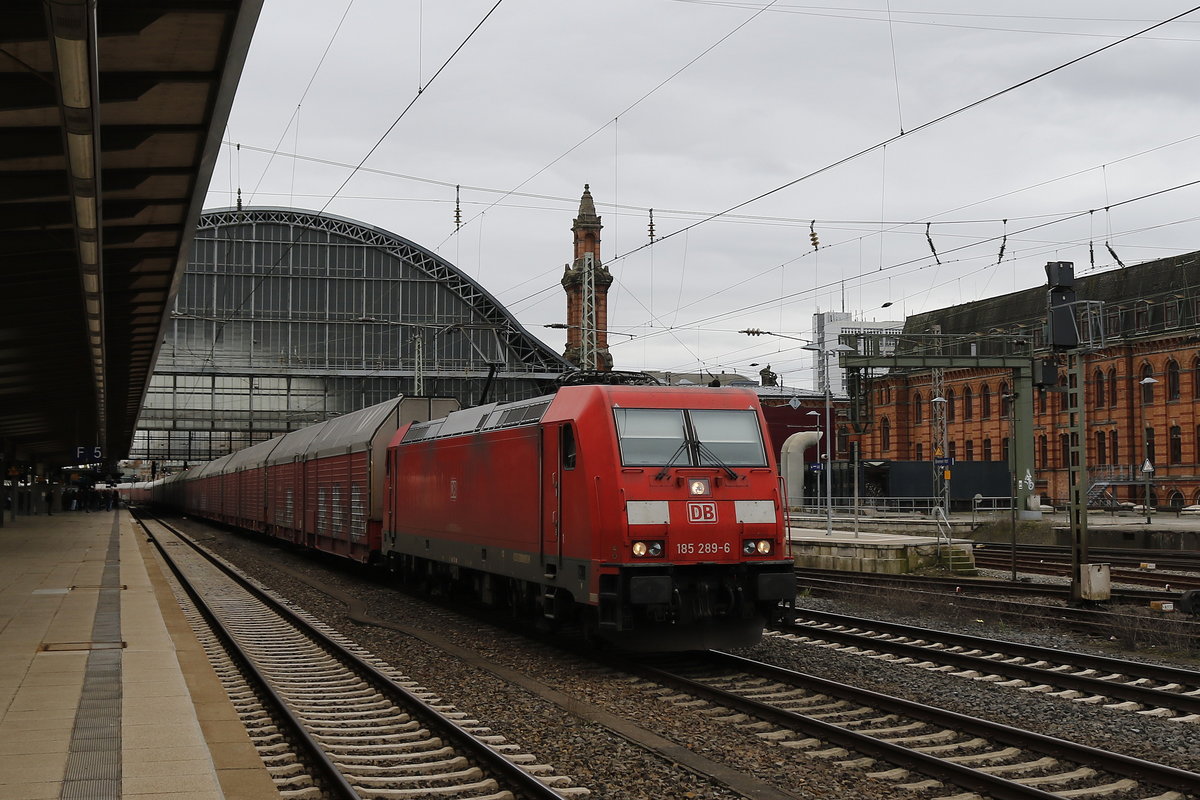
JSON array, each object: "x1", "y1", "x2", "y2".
[
  {"x1": 626, "y1": 650, "x2": 1200, "y2": 800},
  {"x1": 794, "y1": 569, "x2": 1200, "y2": 643},
  {"x1": 772, "y1": 610, "x2": 1200, "y2": 721},
  {"x1": 794, "y1": 566, "x2": 1179, "y2": 603},
  {"x1": 974, "y1": 542, "x2": 1200, "y2": 574},
  {"x1": 970, "y1": 553, "x2": 1200, "y2": 591},
  {"x1": 136, "y1": 514, "x2": 585, "y2": 800}
]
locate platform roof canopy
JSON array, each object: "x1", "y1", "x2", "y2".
[{"x1": 0, "y1": 0, "x2": 261, "y2": 469}]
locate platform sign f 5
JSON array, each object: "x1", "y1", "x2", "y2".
[
  {"x1": 75, "y1": 446, "x2": 102, "y2": 463},
  {"x1": 687, "y1": 501, "x2": 718, "y2": 523}
]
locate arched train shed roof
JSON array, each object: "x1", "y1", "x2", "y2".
[{"x1": 193, "y1": 206, "x2": 571, "y2": 377}]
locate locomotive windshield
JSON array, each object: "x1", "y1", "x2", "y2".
[{"x1": 614, "y1": 408, "x2": 767, "y2": 467}]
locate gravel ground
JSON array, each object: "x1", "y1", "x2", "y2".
[{"x1": 175, "y1": 521, "x2": 1200, "y2": 800}]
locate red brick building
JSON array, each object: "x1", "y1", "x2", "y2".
[{"x1": 858, "y1": 252, "x2": 1200, "y2": 508}]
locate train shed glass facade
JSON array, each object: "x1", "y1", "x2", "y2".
[{"x1": 129, "y1": 207, "x2": 569, "y2": 468}]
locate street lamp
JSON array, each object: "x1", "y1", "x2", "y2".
[
  {"x1": 739, "y1": 328, "x2": 855, "y2": 535},
  {"x1": 805, "y1": 410, "x2": 829, "y2": 533},
  {"x1": 1140, "y1": 375, "x2": 1158, "y2": 524},
  {"x1": 803, "y1": 343, "x2": 855, "y2": 536}
]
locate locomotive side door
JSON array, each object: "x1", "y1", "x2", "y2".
[
  {"x1": 540, "y1": 423, "x2": 576, "y2": 576},
  {"x1": 540, "y1": 425, "x2": 560, "y2": 575}
]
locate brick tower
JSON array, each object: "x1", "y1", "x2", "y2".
[{"x1": 561, "y1": 184, "x2": 614, "y2": 370}]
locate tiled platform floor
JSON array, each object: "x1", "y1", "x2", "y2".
[{"x1": 0, "y1": 509, "x2": 277, "y2": 799}]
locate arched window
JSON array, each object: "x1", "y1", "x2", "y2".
[
  {"x1": 966, "y1": 440, "x2": 975, "y2": 461},
  {"x1": 1145, "y1": 427, "x2": 1156, "y2": 463},
  {"x1": 913, "y1": 391, "x2": 923, "y2": 424},
  {"x1": 1095, "y1": 430, "x2": 1107, "y2": 465},
  {"x1": 1169, "y1": 491, "x2": 1185, "y2": 509},
  {"x1": 980, "y1": 439, "x2": 990, "y2": 461},
  {"x1": 1170, "y1": 425, "x2": 1182, "y2": 463},
  {"x1": 963, "y1": 386, "x2": 974, "y2": 420},
  {"x1": 1108, "y1": 366, "x2": 1118, "y2": 406},
  {"x1": 915, "y1": 443, "x2": 923, "y2": 460},
  {"x1": 1094, "y1": 369, "x2": 1106, "y2": 409},
  {"x1": 946, "y1": 388, "x2": 956, "y2": 422},
  {"x1": 980, "y1": 384, "x2": 992, "y2": 418},
  {"x1": 1038, "y1": 388, "x2": 1047, "y2": 415},
  {"x1": 881, "y1": 416, "x2": 891, "y2": 452},
  {"x1": 836, "y1": 425, "x2": 849, "y2": 457},
  {"x1": 1039, "y1": 435, "x2": 1048, "y2": 467},
  {"x1": 999, "y1": 382, "x2": 1010, "y2": 417},
  {"x1": 1001, "y1": 437, "x2": 1009, "y2": 464},
  {"x1": 1059, "y1": 433, "x2": 1071, "y2": 467},
  {"x1": 1140, "y1": 363, "x2": 1155, "y2": 404},
  {"x1": 1193, "y1": 357, "x2": 1200, "y2": 398},
  {"x1": 1109, "y1": 430, "x2": 1119, "y2": 465},
  {"x1": 1167, "y1": 360, "x2": 1180, "y2": 401}
]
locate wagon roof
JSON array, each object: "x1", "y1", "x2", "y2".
[
  {"x1": 192, "y1": 451, "x2": 236, "y2": 478},
  {"x1": 225, "y1": 434, "x2": 286, "y2": 472},
  {"x1": 263, "y1": 421, "x2": 327, "y2": 465},
  {"x1": 306, "y1": 397, "x2": 404, "y2": 458}
]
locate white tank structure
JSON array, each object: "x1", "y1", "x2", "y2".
[{"x1": 780, "y1": 430, "x2": 823, "y2": 510}]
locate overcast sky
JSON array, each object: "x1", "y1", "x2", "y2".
[{"x1": 204, "y1": 1, "x2": 1200, "y2": 389}]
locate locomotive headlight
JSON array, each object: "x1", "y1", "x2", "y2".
[
  {"x1": 647, "y1": 541, "x2": 663, "y2": 557},
  {"x1": 633, "y1": 541, "x2": 648, "y2": 557},
  {"x1": 756, "y1": 539, "x2": 773, "y2": 555},
  {"x1": 688, "y1": 478, "x2": 711, "y2": 496},
  {"x1": 743, "y1": 540, "x2": 757, "y2": 555},
  {"x1": 632, "y1": 541, "x2": 664, "y2": 557}
]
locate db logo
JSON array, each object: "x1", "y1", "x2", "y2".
[{"x1": 687, "y1": 501, "x2": 718, "y2": 523}]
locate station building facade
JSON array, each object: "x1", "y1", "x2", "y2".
[
  {"x1": 128, "y1": 207, "x2": 569, "y2": 469},
  {"x1": 856, "y1": 251, "x2": 1200, "y2": 509}
]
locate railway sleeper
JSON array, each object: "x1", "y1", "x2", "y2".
[
  {"x1": 840, "y1": 714, "x2": 902, "y2": 728},
  {"x1": 941, "y1": 746, "x2": 1023, "y2": 765},
  {"x1": 909, "y1": 736, "x2": 992, "y2": 756},
  {"x1": 877, "y1": 728, "x2": 960, "y2": 746},
  {"x1": 321, "y1": 737, "x2": 444, "y2": 754},
  {"x1": 855, "y1": 720, "x2": 923, "y2": 736},
  {"x1": 333, "y1": 747, "x2": 458, "y2": 766},
  {"x1": 278, "y1": 789, "x2": 322, "y2": 800},
  {"x1": 347, "y1": 767, "x2": 486, "y2": 786},
  {"x1": 806, "y1": 704, "x2": 874, "y2": 720},
  {"x1": 352, "y1": 777, "x2": 503, "y2": 799},
  {"x1": 1136, "y1": 707, "x2": 1177, "y2": 718}
]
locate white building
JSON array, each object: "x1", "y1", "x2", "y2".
[{"x1": 811, "y1": 310, "x2": 904, "y2": 394}]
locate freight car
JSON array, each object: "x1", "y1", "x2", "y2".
[
  {"x1": 128, "y1": 396, "x2": 459, "y2": 560},
  {"x1": 129, "y1": 385, "x2": 794, "y2": 650}
]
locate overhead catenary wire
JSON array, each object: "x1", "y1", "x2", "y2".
[
  {"x1": 604, "y1": 177, "x2": 1200, "y2": 351},
  {"x1": 433, "y1": 0, "x2": 783, "y2": 252},
  {"x1": 201, "y1": 1, "x2": 509, "y2": 362},
  {"x1": 603, "y1": 5, "x2": 1200, "y2": 270}
]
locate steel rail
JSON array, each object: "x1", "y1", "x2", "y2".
[
  {"x1": 635, "y1": 651, "x2": 1200, "y2": 798},
  {"x1": 139, "y1": 513, "x2": 571, "y2": 800},
  {"x1": 135, "y1": 515, "x2": 361, "y2": 800},
  {"x1": 775, "y1": 611, "x2": 1200, "y2": 715}
]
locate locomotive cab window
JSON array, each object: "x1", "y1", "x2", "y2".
[
  {"x1": 613, "y1": 409, "x2": 687, "y2": 465},
  {"x1": 561, "y1": 424, "x2": 577, "y2": 470},
  {"x1": 614, "y1": 408, "x2": 767, "y2": 467},
  {"x1": 690, "y1": 409, "x2": 766, "y2": 465}
]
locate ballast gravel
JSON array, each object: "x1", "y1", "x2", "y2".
[{"x1": 177, "y1": 522, "x2": 1200, "y2": 800}]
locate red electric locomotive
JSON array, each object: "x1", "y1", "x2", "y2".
[{"x1": 383, "y1": 384, "x2": 794, "y2": 650}]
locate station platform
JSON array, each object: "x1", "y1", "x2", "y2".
[
  {"x1": 0, "y1": 509, "x2": 277, "y2": 800},
  {"x1": 787, "y1": 524, "x2": 977, "y2": 574}
]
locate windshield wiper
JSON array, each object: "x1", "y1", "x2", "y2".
[
  {"x1": 696, "y1": 441, "x2": 739, "y2": 480},
  {"x1": 654, "y1": 442, "x2": 690, "y2": 480}
]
